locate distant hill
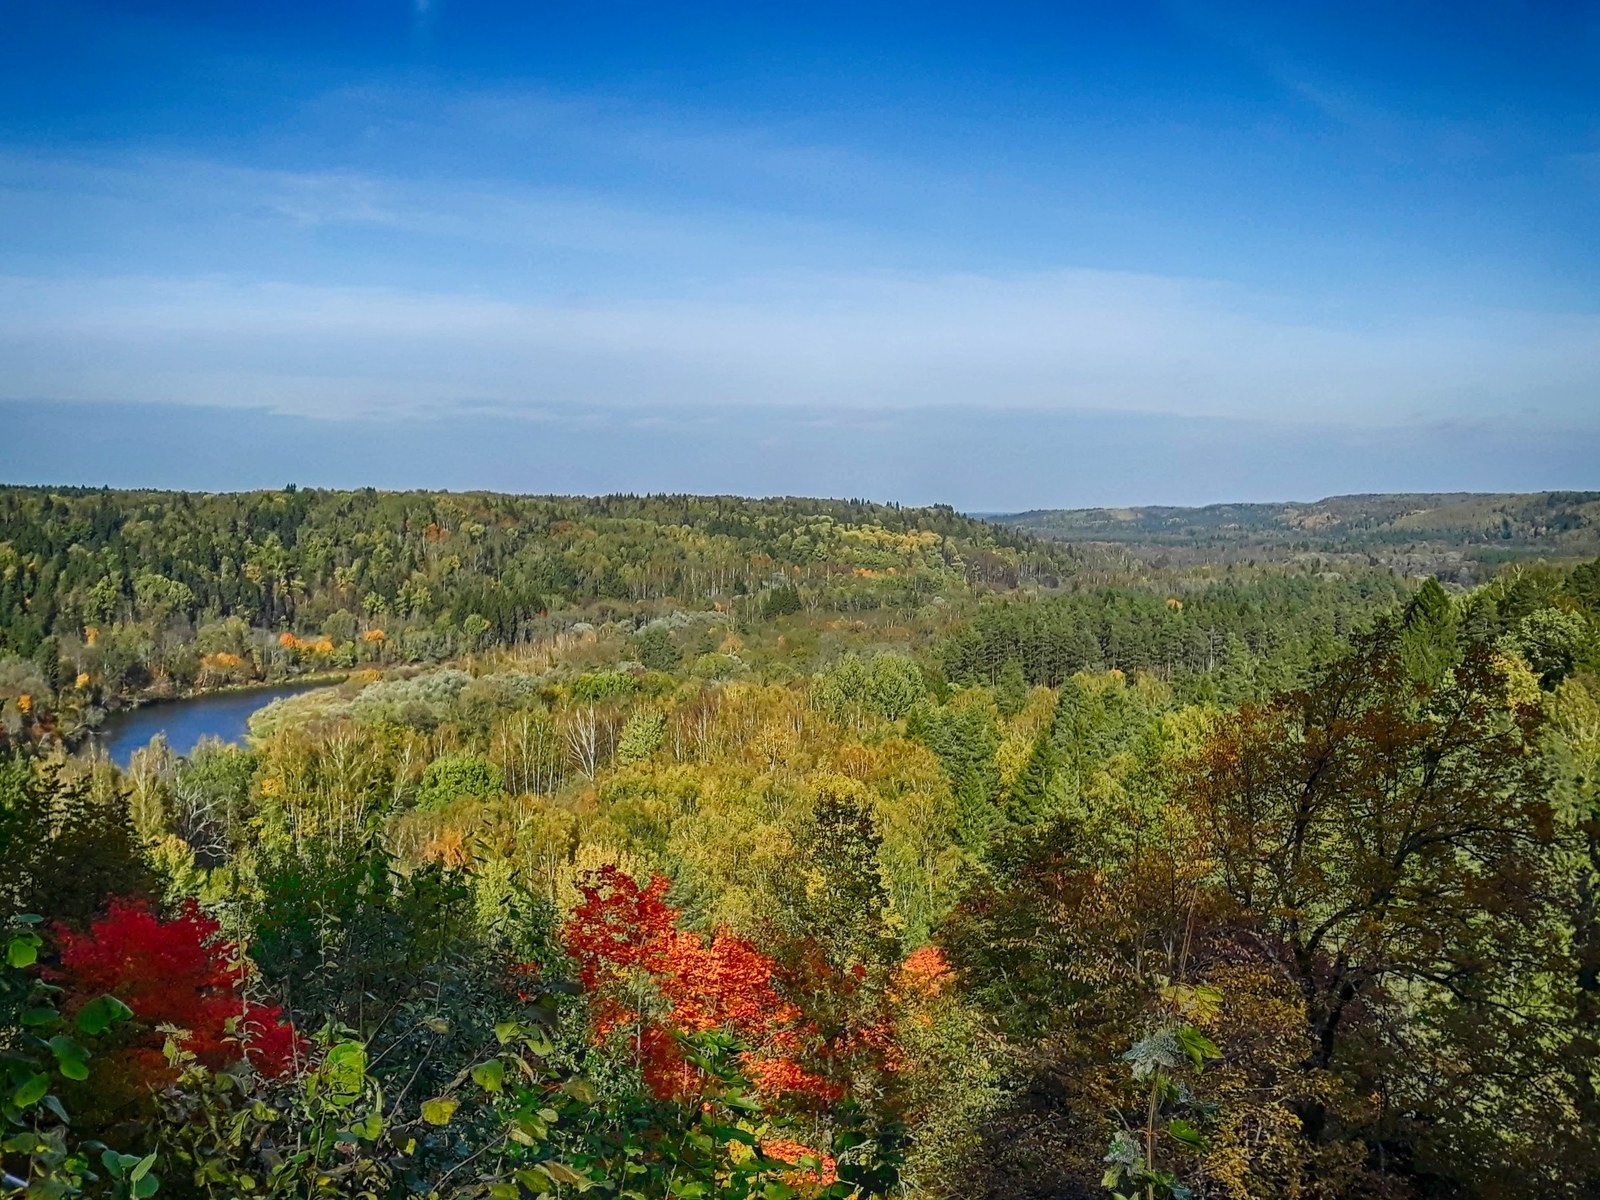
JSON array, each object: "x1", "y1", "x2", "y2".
[
  {"x1": 995, "y1": 491, "x2": 1600, "y2": 580},
  {"x1": 0, "y1": 485, "x2": 1083, "y2": 661}
]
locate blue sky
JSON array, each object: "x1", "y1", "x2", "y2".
[{"x1": 1, "y1": 1, "x2": 1597, "y2": 508}]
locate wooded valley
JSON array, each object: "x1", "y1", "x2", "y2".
[{"x1": 3, "y1": 486, "x2": 1599, "y2": 1199}]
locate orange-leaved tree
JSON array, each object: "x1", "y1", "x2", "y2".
[{"x1": 560, "y1": 864, "x2": 834, "y2": 1101}]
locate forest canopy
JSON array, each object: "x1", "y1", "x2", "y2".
[{"x1": 2, "y1": 486, "x2": 1599, "y2": 1199}]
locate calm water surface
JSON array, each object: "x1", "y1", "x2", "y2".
[{"x1": 93, "y1": 683, "x2": 327, "y2": 767}]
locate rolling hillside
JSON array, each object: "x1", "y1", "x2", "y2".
[{"x1": 996, "y1": 491, "x2": 1600, "y2": 578}]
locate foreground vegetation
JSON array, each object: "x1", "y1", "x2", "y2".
[{"x1": 3, "y1": 486, "x2": 1600, "y2": 1198}]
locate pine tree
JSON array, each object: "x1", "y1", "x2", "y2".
[{"x1": 1005, "y1": 727, "x2": 1058, "y2": 824}]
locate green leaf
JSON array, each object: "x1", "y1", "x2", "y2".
[
  {"x1": 20, "y1": 1006, "x2": 58, "y2": 1027},
  {"x1": 349, "y1": 1109, "x2": 383, "y2": 1141},
  {"x1": 322, "y1": 1040, "x2": 367, "y2": 1102},
  {"x1": 77, "y1": 995, "x2": 135, "y2": 1036},
  {"x1": 470, "y1": 1058, "x2": 504, "y2": 1094},
  {"x1": 507, "y1": 1123, "x2": 545, "y2": 1146},
  {"x1": 49, "y1": 1036, "x2": 91, "y2": 1082},
  {"x1": 562, "y1": 1079, "x2": 597, "y2": 1104},
  {"x1": 420, "y1": 1096, "x2": 458, "y2": 1126},
  {"x1": 1173, "y1": 1025, "x2": 1222, "y2": 1069},
  {"x1": 6, "y1": 932, "x2": 40, "y2": 968},
  {"x1": 133, "y1": 1171, "x2": 161, "y2": 1198},
  {"x1": 493, "y1": 1020, "x2": 521, "y2": 1044},
  {"x1": 12, "y1": 1072, "x2": 49, "y2": 1108},
  {"x1": 1165, "y1": 1118, "x2": 1207, "y2": 1150}
]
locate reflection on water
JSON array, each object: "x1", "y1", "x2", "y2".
[{"x1": 92, "y1": 683, "x2": 327, "y2": 767}]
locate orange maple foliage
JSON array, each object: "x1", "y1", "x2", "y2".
[
  {"x1": 897, "y1": 945, "x2": 951, "y2": 998},
  {"x1": 760, "y1": 1137, "x2": 839, "y2": 1187},
  {"x1": 421, "y1": 829, "x2": 471, "y2": 868},
  {"x1": 561, "y1": 865, "x2": 836, "y2": 1101}
]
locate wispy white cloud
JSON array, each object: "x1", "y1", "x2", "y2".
[
  {"x1": 1, "y1": 268, "x2": 1595, "y2": 427},
  {"x1": 2, "y1": 80, "x2": 1596, "y2": 437},
  {"x1": 0, "y1": 144, "x2": 888, "y2": 279}
]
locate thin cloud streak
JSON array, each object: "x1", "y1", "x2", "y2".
[{"x1": 1, "y1": 270, "x2": 1596, "y2": 426}]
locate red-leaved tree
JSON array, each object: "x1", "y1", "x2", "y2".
[{"x1": 55, "y1": 897, "x2": 302, "y2": 1085}]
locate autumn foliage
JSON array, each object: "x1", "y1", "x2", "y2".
[
  {"x1": 760, "y1": 1137, "x2": 839, "y2": 1188},
  {"x1": 54, "y1": 898, "x2": 302, "y2": 1082},
  {"x1": 897, "y1": 945, "x2": 951, "y2": 999},
  {"x1": 560, "y1": 865, "x2": 836, "y2": 1100}
]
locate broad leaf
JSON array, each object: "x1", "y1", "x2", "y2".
[
  {"x1": 420, "y1": 1096, "x2": 459, "y2": 1126},
  {"x1": 471, "y1": 1059, "x2": 504, "y2": 1093},
  {"x1": 12, "y1": 1072, "x2": 49, "y2": 1108},
  {"x1": 76, "y1": 995, "x2": 134, "y2": 1036}
]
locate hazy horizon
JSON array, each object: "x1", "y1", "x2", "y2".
[{"x1": 5, "y1": 397, "x2": 1598, "y2": 513}]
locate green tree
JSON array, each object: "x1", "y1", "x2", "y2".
[
  {"x1": 321, "y1": 608, "x2": 358, "y2": 646},
  {"x1": 993, "y1": 659, "x2": 1028, "y2": 717},
  {"x1": 1511, "y1": 606, "x2": 1591, "y2": 687},
  {"x1": 1004, "y1": 727, "x2": 1057, "y2": 824},
  {"x1": 1398, "y1": 576, "x2": 1459, "y2": 682},
  {"x1": 761, "y1": 585, "x2": 803, "y2": 618},
  {"x1": 414, "y1": 752, "x2": 505, "y2": 812},
  {"x1": 792, "y1": 774, "x2": 899, "y2": 970},
  {"x1": 31, "y1": 636, "x2": 64, "y2": 696},
  {"x1": 630, "y1": 626, "x2": 680, "y2": 672},
  {"x1": 1180, "y1": 630, "x2": 1567, "y2": 1188},
  {"x1": 0, "y1": 755, "x2": 154, "y2": 926},
  {"x1": 911, "y1": 699, "x2": 1002, "y2": 853},
  {"x1": 616, "y1": 709, "x2": 667, "y2": 765},
  {"x1": 868, "y1": 653, "x2": 926, "y2": 721}
]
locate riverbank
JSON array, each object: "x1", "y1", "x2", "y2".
[{"x1": 86, "y1": 676, "x2": 352, "y2": 767}]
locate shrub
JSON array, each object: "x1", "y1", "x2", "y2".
[{"x1": 415, "y1": 753, "x2": 506, "y2": 811}]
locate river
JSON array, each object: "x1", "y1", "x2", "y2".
[{"x1": 91, "y1": 682, "x2": 329, "y2": 767}]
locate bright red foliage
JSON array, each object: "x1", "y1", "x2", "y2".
[
  {"x1": 561, "y1": 865, "x2": 836, "y2": 1100},
  {"x1": 55, "y1": 898, "x2": 302, "y2": 1080}
]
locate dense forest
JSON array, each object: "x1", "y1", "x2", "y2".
[
  {"x1": 4, "y1": 486, "x2": 1600, "y2": 1199},
  {"x1": 0, "y1": 486, "x2": 1073, "y2": 729}
]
